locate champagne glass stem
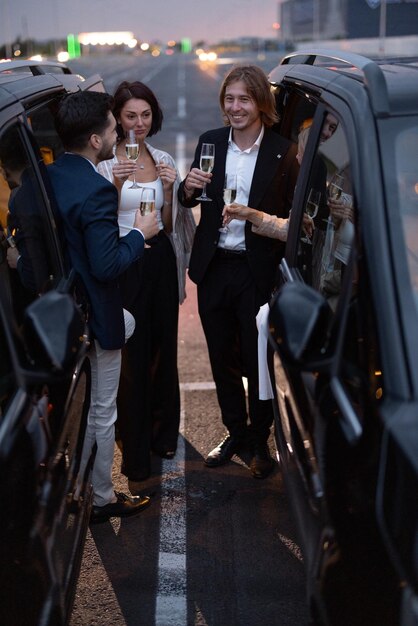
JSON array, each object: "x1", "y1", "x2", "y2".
[{"x1": 196, "y1": 182, "x2": 210, "y2": 201}]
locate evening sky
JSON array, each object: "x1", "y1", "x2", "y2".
[{"x1": 1, "y1": 0, "x2": 281, "y2": 46}]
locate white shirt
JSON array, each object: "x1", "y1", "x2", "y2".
[{"x1": 218, "y1": 126, "x2": 264, "y2": 251}]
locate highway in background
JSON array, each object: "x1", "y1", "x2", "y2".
[{"x1": 68, "y1": 52, "x2": 309, "y2": 626}]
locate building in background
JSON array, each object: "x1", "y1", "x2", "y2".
[{"x1": 278, "y1": 0, "x2": 418, "y2": 42}]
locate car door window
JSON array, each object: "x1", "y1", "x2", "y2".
[
  {"x1": 290, "y1": 109, "x2": 384, "y2": 424},
  {"x1": 28, "y1": 100, "x2": 65, "y2": 165},
  {"x1": 296, "y1": 113, "x2": 355, "y2": 312},
  {"x1": 0, "y1": 312, "x2": 16, "y2": 421},
  {"x1": 393, "y1": 121, "x2": 418, "y2": 313},
  {"x1": 0, "y1": 124, "x2": 64, "y2": 328}
]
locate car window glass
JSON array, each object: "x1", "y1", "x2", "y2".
[
  {"x1": 293, "y1": 112, "x2": 384, "y2": 419},
  {"x1": 394, "y1": 122, "x2": 418, "y2": 313},
  {"x1": 28, "y1": 102, "x2": 65, "y2": 165},
  {"x1": 296, "y1": 114, "x2": 355, "y2": 313},
  {"x1": 0, "y1": 314, "x2": 16, "y2": 422},
  {"x1": 0, "y1": 125, "x2": 63, "y2": 328},
  {"x1": 272, "y1": 87, "x2": 317, "y2": 143},
  {"x1": 339, "y1": 263, "x2": 384, "y2": 424}
]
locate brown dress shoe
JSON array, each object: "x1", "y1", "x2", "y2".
[
  {"x1": 90, "y1": 491, "x2": 151, "y2": 524},
  {"x1": 250, "y1": 446, "x2": 274, "y2": 479}
]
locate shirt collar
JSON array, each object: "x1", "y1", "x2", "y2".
[{"x1": 228, "y1": 125, "x2": 264, "y2": 153}]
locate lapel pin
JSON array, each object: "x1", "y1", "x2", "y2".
[{"x1": 277, "y1": 154, "x2": 282, "y2": 159}]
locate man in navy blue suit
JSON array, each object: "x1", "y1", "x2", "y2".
[
  {"x1": 178, "y1": 65, "x2": 298, "y2": 479},
  {"x1": 49, "y1": 91, "x2": 159, "y2": 523}
]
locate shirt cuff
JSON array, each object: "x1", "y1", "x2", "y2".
[{"x1": 132, "y1": 227, "x2": 145, "y2": 240}]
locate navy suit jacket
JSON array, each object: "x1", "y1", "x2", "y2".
[
  {"x1": 178, "y1": 127, "x2": 298, "y2": 300},
  {"x1": 48, "y1": 153, "x2": 144, "y2": 350}
]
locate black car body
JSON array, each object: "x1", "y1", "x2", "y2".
[
  {"x1": 0, "y1": 60, "x2": 103, "y2": 625},
  {"x1": 267, "y1": 50, "x2": 418, "y2": 626}
]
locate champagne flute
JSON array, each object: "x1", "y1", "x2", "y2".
[
  {"x1": 306, "y1": 188, "x2": 321, "y2": 219},
  {"x1": 301, "y1": 188, "x2": 321, "y2": 244},
  {"x1": 125, "y1": 129, "x2": 140, "y2": 189},
  {"x1": 219, "y1": 173, "x2": 237, "y2": 233},
  {"x1": 139, "y1": 187, "x2": 155, "y2": 216},
  {"x1": 196, "y1": 143, "x2": 215, "y2": 201},
  {"x1": 327, "y1": 173, "x2": 344, "y2": 201}
]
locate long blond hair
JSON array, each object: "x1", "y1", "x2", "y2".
[{"x1": 296, "y1": 120, "x2": 313, "y2": 163}]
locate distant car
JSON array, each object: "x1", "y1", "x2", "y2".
[
  {"x1": 0, "y1": 60, "x2": 103, "y2": 626},
  {"x1": 267, "y1": 50, "x2": 418, "y2": 626}
]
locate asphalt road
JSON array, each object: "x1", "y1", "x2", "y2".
[{"x1": 68, "y1": 52, "x2": 309, "y2": 626}]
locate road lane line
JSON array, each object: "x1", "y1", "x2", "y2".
[
  {"x1": 176, "y1": 132, "x2": 187, "y2": 180},
  {"x1": 180, "y1": 381, "x2": 216, "y2": 391},
  {"x1": 178, "y1": 95, "x2": 186, "y2": 118},
  {"x1": 155, "y1": 388, "x2": 187, "y2": 625}
]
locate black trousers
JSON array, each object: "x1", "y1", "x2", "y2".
[
  {"x1": 197, "y1": 251, "x2": 273, "y2": 446},
  {"x1": 117, "y1": 233, "x2": 180, "y2": 480}
]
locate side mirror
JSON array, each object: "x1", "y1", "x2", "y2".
[
  {"x1": 23, "y1": 291, "x2": 87, "y2": 373},
  {"x1": 268, "y1": 282, "x2": 333, "y2": 370}
]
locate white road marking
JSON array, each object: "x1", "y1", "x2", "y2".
[
  {"x1": 178, "y1": 96, "x2": 186, "y2": 118},
  {"x1": 176, "y1": 132, "x2": 188, "y2": 181},
  {"x1": 180, "y1": 381, "x2": 216, "y2": 391},
  {"x1": 156, "y1": 60, "x2": 189, "y2": 623},
  {"x1": 155, "y1": 388, "x2": 187, "y2": 625}
]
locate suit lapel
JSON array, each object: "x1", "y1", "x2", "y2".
[
  {"x1": 207, "y1": 127, "x2": 291, "y2": 209},
  {"x1": 211, "y1": 129, "x2": 229, "y2": 193},
  {"x1": 248, "y1": 130, "x2": 291, "y2": 208}
]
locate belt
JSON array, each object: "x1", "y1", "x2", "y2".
[{"x1": 216, "y1": 247, "x2": 247, "y2": 258}]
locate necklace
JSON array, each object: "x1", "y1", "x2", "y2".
[{"x1": 139, "y1": 163, "x2": 145, "y2": 169}]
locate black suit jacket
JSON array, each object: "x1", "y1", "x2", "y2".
[{"x1": 178, "y1": 126, "x2": 298, "y2": 299}]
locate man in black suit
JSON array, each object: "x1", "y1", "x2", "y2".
[{"x1": 178, "y1": 65, "x2": 298, "y2": 478}]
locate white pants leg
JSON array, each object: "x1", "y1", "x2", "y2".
[{"x1": 77, "y1": 309, "x2": 135, "y2": 507}]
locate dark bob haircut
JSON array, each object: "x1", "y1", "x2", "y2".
[{"x1": 112, "y1": 81, "x2": 163, "y2": 141}]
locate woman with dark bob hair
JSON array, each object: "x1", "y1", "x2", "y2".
[{"x1": 98, "y1": 81, "x2": 195, "y2": 490}]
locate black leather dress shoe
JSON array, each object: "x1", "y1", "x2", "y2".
[
  {"x1": 90, "y1": 491, "x2": 151, "y2": 524},
  {"x1": 250, "y1": 446, "x2": 274, "y2": 479},
  {"x1": 204, "y1": 435, "x2": 243, "y2": 467}
]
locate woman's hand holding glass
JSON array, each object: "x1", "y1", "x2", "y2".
[
  {"x1": 112, "y1": 159, "x2": 137, "y2": 189},
  {"x1": 222, "y1": 203, "x2": 263, "y2": 229}
]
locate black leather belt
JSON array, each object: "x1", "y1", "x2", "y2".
[{"x1": 216, "y1": 247, "x2": 247, "y2": 258}]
